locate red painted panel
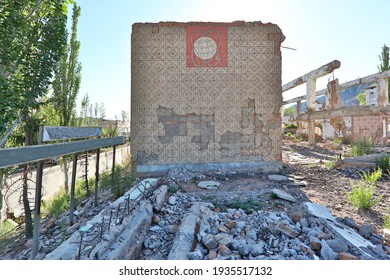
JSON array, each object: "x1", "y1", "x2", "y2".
[{"x1": 186, "y1": 26, "x2": 228, "y2": 67}]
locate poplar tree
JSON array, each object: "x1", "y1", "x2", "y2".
[
  {"x1": 377, "y1": 44, "x2": 390, "y2": 100},
  {"x1": 52, "y1": 3, "x2": 81, "y2": 193}
]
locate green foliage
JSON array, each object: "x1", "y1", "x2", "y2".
[
  {"x1": 168, "y1": 184, "x2": 179, "y2": 195},
  {"x1": 376, "y1": 155, "x2": 390, "y2": 174},
  {"x1": 0, "y1": 0, "x2": 69, "y2": 139},
  {"x1": 346, "y1": 180, "x2": 383, "y2": 210},
  {"x1": 52, "y1": 3, "x2": 82, "y2": 127},
  {"x1": 377, "y1": 44, "x2": 390, "y2": 100},
  {"x1": 384, "y1": 214, "x2": 390, "y2": 229},
  {"x1": 283, "y1": 106, "x2": 296, "y2": 116},
  {"x1": 284, "y1": 132, "x2": 294, "y2": 138},
  {"x1": 284, "y1": 123, "x2": 297, "y2": 129},
  {"x1": 350, "y1": 139, "x2": 375, "y2": 157},
  {"x1": 325, "y1": 160, "x2": 337, "y2": 170},
  {"x1": 356, "y1": 92, "x2": 366, "y2": 106},
  {"x1": 228, "y1": 198, "x2": 262, "y2": 214},
  {"x1": 360, "y1": 168, "x2": 382, "y2": 184},
  {"x1": 333, "y1": 136, "x2": 351, "y2": 145}
]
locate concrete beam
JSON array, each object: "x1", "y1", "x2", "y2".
[
  {"x1": 296, "y1": 105, "x2": 390, "y2": 121},
  {"x1": 0, "y1": 136, "x2": 125, "y2": 168},
  {"x1": 282, "y1": 60, "x2": 341, "y2": 92},
  {"x1": 284, "y1": 69, "x2": 390, "y2": 105},
  {"x1": 43, "y1": 126, "x2": 102, "y2": 142}
]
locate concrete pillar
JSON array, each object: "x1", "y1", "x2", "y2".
[{"x1": 306, "y1": 78, "x2": 317, "y2": 145}]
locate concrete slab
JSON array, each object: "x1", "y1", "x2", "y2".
[
  {"x1": 197, "y1": 181, "x2": 220, "y2": 190},
  {"x1": 271, "y1": 189, "x2": 297, "y2": 202},
  {"x1": 268, "y1": 175, "x2": 289, "y2": 181},
  {"x1": 304, "y1": 202, "x2": 336, "y2": 221}
]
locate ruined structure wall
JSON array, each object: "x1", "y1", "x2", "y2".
[{"x1": 131, "y1": 21, "x2": 284, "y2": 173}]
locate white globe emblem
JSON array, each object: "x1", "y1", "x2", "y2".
[{"x1": 193, "y1": 36, "x2": 217, "y2": 60}]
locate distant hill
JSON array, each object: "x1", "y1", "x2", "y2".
[{"x1": 289, "y1": 82, "x2": 374, "y2": 113}]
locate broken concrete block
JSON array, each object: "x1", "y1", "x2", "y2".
[
  {"x1": 268, "y1": 175, "x2": 289, "y2": 181},
  {"x1": 271, "y1": 188, "x2": 297, "y2": 203},
  {"x1": 197, "y1": 181, "x2": 220, "y2": 190}
]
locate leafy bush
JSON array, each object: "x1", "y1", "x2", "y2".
[
  {"x1": 384, "y1": 214, "x2": 390, "y2": 229},
  {"x1": 284, "y1": 123, "x2": 297, "y2": 129},
  {"x1": 360, "y1": 168, "x2": 382, "y2": 184},
  {"x1": 350, "y1": 139, "x2": 375, "y2": 157},
  {"x1": 376, "y1": 155, "x2": 390, "y2": 174},
  {"x1": 346, "y1": 180, "x2": 383, "y2": 210}
]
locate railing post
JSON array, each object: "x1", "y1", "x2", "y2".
[
  {"x1": 111, "y1": 145, "x2": 117, "y2": 182},
  {"x1": 306, "y1": 78, "x2": 317, "y2": 145},
  {"x1": 69, "y1": 153, "x2": 78, "y2": 226},
  {"x1": 94, "y1": 148, "x2": 100, "y2": 206}
]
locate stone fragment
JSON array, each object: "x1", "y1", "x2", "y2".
[
  {"x1": 245, "y1": 229, "x2": 257, "y2": 241},
  {"x1": 207, "y1": 250, "x2": 217, "y2": 260},
  {"x1": 326, "y1": 238, "x2": 348, "y2": 254},
  {"x1": 268, "y1": 175, "x2": 289, "y2": 181},
  {"x1": 150, "y1": 225, "x2": 163, "y2": 232},
  {"x1": 218, "y1": 244, "x2": 232, "y2": 256},
  {"x1": 275, "y1": 222, "x2": 299, "y2": 238},
  {"x1": 317, "y1": 231, "x2": 328, "y2": 240},
  {"x1": 168, "y1": 196, "x2": 176, "y2": 205},
  {"x1": 359, "y1": 225, "x2": 376, "y2": 238},
  {"x1": 202, "y1": 234, "x2": 218, "y2": 250},
  {"x1": 299, "y1": 218, "x2": 309, "y2": 228},
  {"x1": 217, "y1": 225, "x2": 230, "y2": 233},
  {"x1": 290, "y1": 212, "x2": 303, "y2": 223},
  {"x1": 187, "y1": 250, "x2": 203, "y2": 260},
  {"x1": 343, "y1": 217, "x2": 358, "y2": 229},
  {"x1": 197, "y1": 181, "x2": 220, "y2": 190},
  {"x1": 225, "y1": 220, "x2": 237, "y2": 229},
  {"x1": 309, "y1": 236, "x2": 322, "y2": 250},
  {"x1": 271, "y1": 189, "x2": 297, "y2": 203},
  {"x1": 321, "y1": 239, "x2": 338, "y2": 260},
  {"x1": 152, "y1": 214, "x2": 160, "y2": 225},
  {"x1": 250, "y1": 242, "x2": 265, "y2": 257},
  {"x1": 339, "y1": 252, "x2": 359, "y2": 260},
  {"x1": 383, "y1": 228, "x2": 390, "y2": 246},
  {"x1": 237, "y1": 244, "x2": 251, "y2": 256}
]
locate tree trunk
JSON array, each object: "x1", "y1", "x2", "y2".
[
  {"x1": 63, "y1": 156, "x2": 69, "y2": 193},
  {"x1": 0, "y1": 171, "x2": 5, "y2": 222},
  {"x1": 22, "y1": 164, "x2": 33, "y2": 239}
]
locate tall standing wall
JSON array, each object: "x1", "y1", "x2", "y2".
[{"x1": 131, "y1": 21, "x2": 284, "y2": 174}]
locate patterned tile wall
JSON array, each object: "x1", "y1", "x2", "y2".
[{"x1": 131, "y1": 21, "x2": 284, "y2": 167}]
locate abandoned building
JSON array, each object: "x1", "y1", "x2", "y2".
[{"x1": 131, "y1": 21, "x2": 285, "y2": 174}]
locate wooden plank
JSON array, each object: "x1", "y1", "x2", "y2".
[
  {"x1": 0, "y1": 136, "x2": 125, "y2": 169},
  {"x1": 282, "y1": 60, "x2": 341, "y2": 92},
  {"x1": 296, "y1": 105, "x2": 390, "y2": 121},
  {"x1": 42, "y1": 126, "x2": 102, "y2": 142}
]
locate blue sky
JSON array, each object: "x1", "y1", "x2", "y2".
[{"x1": 74, "y1": 0, "x2": 389, "y2": 119}]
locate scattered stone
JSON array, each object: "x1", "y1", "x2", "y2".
[
  {"x1": 168, "y1": 196, "x2": 177, "y2": 205},
  {"x1": 271, "y1": 189, "x2": 297, "y2": 203},
  {"x1": 218, "y1": 244, "x2": 232, "y2": 256},
  {"x1": 152, "y1": 214, "x2": 160, "y2": 225},
  {"x1": 225, "y1": 220, "x2": 237, "y2": 229},
  {"x1": 202, "y1": 234, "x2": 218, "y2": 250},
  {"x1": 359, "y1": 225, "x2": 376, "y2": 238},
  {"x1": 238, "y1": 244, "x2": 251, "y2": 256},
  {"x1": 251, "y1": 242, "x2": 265, "y2": 257},
  {"x1": 339, "y1": 252, "x2": 359, "y2": 260},
  {"x1": 187, "y1": 250, "x2": 203, "y2": 260},
  {"x1": 217, "y1": 225, "x2": 230, "y2": 233},
  {"x1": 321, "y1": 239, "x2": 338, "y2": 260},
  {"x1": 342, "y1": 217, "x2": 358, "y2": 229},
  {"x1": 275, "y1": 222, "x2": 298, "y2": 238},
  {"x1": 207, "y1": 250, "x2": 217, "y2": 260},
  {"x1": 268, "y1": 175, "x2": 289, "y2": 181},
  {"x1": 197, "y1": 181, "x2": 221, "y2": 190},
  {"x1": 309, "y1": 236, "x2": 322, "y2": 250}
]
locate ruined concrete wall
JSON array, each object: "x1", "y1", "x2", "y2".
[
  {"x1": 131, "y1": 21, "x2": 284, "y2": 173},
  {"x1": 352, "y1": 116, "x2": 383, "y2": 144}
]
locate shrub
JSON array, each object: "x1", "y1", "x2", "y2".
[
  {"x1": 384, "y1": 214, "x2": 390, "y2": 229},
  {"x1": 284, "y1": 123, "x2": 297, "y2": 129},
  {"x1": 376, "y1": 155, "x2": 390, "y2": 174},
  {"x1": 346, "y1": 180, "x2": 383, "y2": 210},
  {"x1": 360, "y1": 168, "x2": 382, "y2": 185},
  {"x1": 350, "y1": 139, "x2": 375, "y2": 157}
]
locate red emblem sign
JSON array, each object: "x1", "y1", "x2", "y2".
[{"x1": 186, "y1": 26, "x2": 228, "y2": 67}]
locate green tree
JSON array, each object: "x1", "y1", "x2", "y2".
[
  {"x1": 356, "y1": 92, "x2": 366, "y2": 106},
  {"x1": 283, "y1": 106, "x2": 296, "y2": 116},
  {"x1": 52, "y1": 3, "x2": 81, "y2": 193},
  {"x1": 377, "y1": 44, "x2": 390, "y2": 100},
  {"x1": 0, "y1": 0, "x2": 70, "y2": 234}
]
